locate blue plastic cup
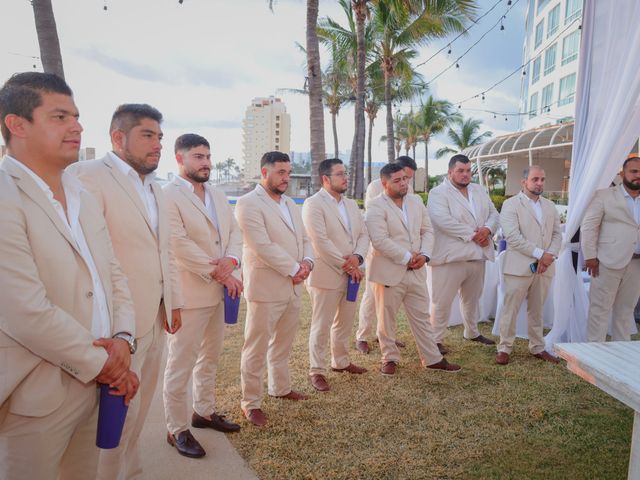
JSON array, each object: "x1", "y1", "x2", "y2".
[
  {"x1": 498, "y1": 239, "x2": 507, "y2": 253},
  {"x1": 96, "y1": 383, "x2": 128, "y2": 449},
  {"x1": 224, "y1": 287, "x2": 240, "y2": 324},
  {"x1": 346, "y1": 276, "x2": 360, "y2": 302}
]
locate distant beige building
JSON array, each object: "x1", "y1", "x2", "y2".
[
  {"x1": 242, "y1": 96, "x2": 291, "y2": 181},
  {"x1": 79, "y1": 147, "x2": 96, "y2": 162}
]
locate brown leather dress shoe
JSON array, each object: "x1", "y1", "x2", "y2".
[
  {"x1": 331, "y1": 363, "x2": 367, "y2": 374},
  {"x1": 469, "y1": 334, "x2": 496, "y2": 345},
  {"x1": 495, "y1": 352, "x2": 510, "y2": 365},
  {"x1": 427, "y1": 358, "x2": 461, "y2": 372},
  {"x1": 192, "y1": 412, "x2": 241, "y2": 433},
  {"x1": 375, "y1": 338, "x2": 405, "y2": 348},
  {"x1": 309, "y1": 374, "x2": 330, "y2": 392},
  {"x1": 380, "y1": 361, "x2": 397, "y2": 376},
  {"x1": 437, "y1": 342, "x2": 449, "y2": 355},
  {"x1": 355, "y1": 340, "x2": 370, "y2": 354},
  {"x1": 245, "y1": 408, "x2": 267, "y2": 427},
  {"x1": 274, "y1": 390, "x2": 309, "y2": 401},
  {"x1": 533, "y1": 351, "x2": 560, "y2": 364},
  {"x1": 167, "y1": 430, "x2": 206, "y2": 458}
]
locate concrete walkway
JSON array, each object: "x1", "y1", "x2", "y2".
[{"x1": 138, "y1": 357, "x2": 258, "y2": 479}]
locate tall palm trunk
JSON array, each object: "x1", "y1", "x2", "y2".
[
  {"x1": 384, "y1": 69, "x2": 395, "y2": 162},
  {"x1": 32, "y1": 0, "x2": 64, "y2": 79},
  {"x1": 424, "y1": 138, "x2": 429, "y2": 191},
  {"x1": 306, "y1": 0, "x2": 325, "y2": 192},
  {"x1": 349, "y1": 0, "x2": 367, "y2": 199},
  {"x1": 331, "y1": 111, "x2": 339, "y2": 158},
  {"x1": 367, "y1": 115, "x2": 374, "y2": 185}
]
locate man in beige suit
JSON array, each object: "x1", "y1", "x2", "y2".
[
  {"x1": 68, "y1": 104, "x2": 182, "y2": 479},
  {"x1": 495, "y1": 166, "x2": 562, "y2": 365},
  {"x1": 365, "y1": 163, "x2": 461, "y2": 375},
  {"x1": 0, "y1": 72, "x2": 138, "y2": 480},
  {"x1": 303, "y1": 158, "x2": 369, "y2": 392},
  {"x1": 428, "y1": 154, "x2": 499, "y2": 354},
  {"x1": 582, "y1": 154, "x2": 640, "y2": 342},
  {"x1": 163, "y1": 134, "x2": 243, "y2": 458},
  {"x1": 235, "y1": 151, "x2": 314, "y2": 426},
  {"x1": 356, "y1": 156, "x2": 416, "y2": 354}
]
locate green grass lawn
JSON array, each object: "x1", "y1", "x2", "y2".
[{"x1": 214, "y1": 291, "x2": 636, "y2": 480}]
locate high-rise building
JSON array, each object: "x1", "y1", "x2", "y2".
[
  {"x1": 242, "y1": 96, "x2": 291, "y2": 181},
  {"x1": 519, "y1": 0, "x2": 582, "y2": 130},
  {"x1": 78, "y1": 147, "x2": 96, "y2": 162}
]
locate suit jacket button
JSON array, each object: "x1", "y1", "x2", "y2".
[
  {"x1": 86, "y1": 291, "x2": 93, "y2": 298},
  {"x1": 215, "y1": 241, "x2": 220, "y2": 245}
]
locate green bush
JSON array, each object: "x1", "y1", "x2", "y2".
[
  {"x1": 418, "y1": 192, "x2": 429, "y2": 205},
  {"x1": 490, "y1": 194, "x2": 507, "y2": 212}
]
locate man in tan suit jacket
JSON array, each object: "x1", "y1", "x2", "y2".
[
  {"x1": 303, "y1": 158, "x2": 369, "y2": 392},
  {"x1": 582, "y1": 154, "x2": 640, "y2": 342},
  {"x1": 495, "y1": 166, "x2": 562, "y2": 365},
  {"x1": 365, "y1": 163, "x2": 461, "y2": 375},
  {"x1": 356, "y1": 156, "x2": 416, "y2": 354},
  {"x1": 68, "y1": 104, "x2": 183, "y2": 479},
  {"x1": 163, "y1": 134, "x2": 243, "y2": 458},
  {"x1": 235, "y1": 151, "x2": 314, "y2": 427},
  {"x1": 428, "y1": 154, "x2": 499, "y2": 353},
  {"x1": 0, "y1": 72, "x2": 138, "y2": 480}
]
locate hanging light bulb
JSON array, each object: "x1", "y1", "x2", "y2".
[
  {"x1": 507, "y1": 0, "x2": 512, "y2": 5},
  {"x1": 178, "y1": 0, "x2": 184, "y2": 3},
  {"x1": 447, "y1": 44, "x2": 452, "y2": 55},
  {"x1": 458, "y1": 105, "x2": 461, "y2": 109},
  {"x1": 481, "y1": 93, "x2": 485, "y2": 101},
  {"x1": 32, "y1": 64, "x2": 37, "y2": 69},
  {"x1": 103, "y1": 3, "x2": 107, "y2": 10},
  {"x1": 522, "y1": 70, "x2": 527, "y2": 75},
  {"x1": 493, "y1": 114, "x2": 497, "y2": 119},
  {"x1": 500, "y1": 20, "x2": 505, "y2": 31},
  {"x1": 455, "y1": 63, "x2": 460, "y2": 68},
  {"x1": 504, "y1": 117, "x2": 508, "y2": 121}
]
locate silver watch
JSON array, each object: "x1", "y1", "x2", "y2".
[{"x1": 113, "y1": 332, "x2": 137, "y2": 354}]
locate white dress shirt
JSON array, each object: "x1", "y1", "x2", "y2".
[
  {"x1": 7, "y1": 156, "x2": 111, "y2": 338},
  {"x1": 320, "y1": 188, "x2": 351, "y2": 232},
  {"x1": 520, "y1": 191, "x2": 545, "y2": 260},
  {"x1": 620, "y1": 184, "x2": 640, "y2": 254},
  {"x1": 108, "y1": 151, "x2": 159, "y2": 237}
]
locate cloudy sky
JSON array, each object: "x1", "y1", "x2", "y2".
[{"x1": 1, "y1": 0, "x2": 527, "y2": 177}]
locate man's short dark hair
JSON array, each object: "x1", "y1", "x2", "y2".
[
  {"x1": 109, "y1": 103, "x2": 163, "y2": 135},
  {"x1": 0, "y1": 72, "x2": 73, "y2": 143},
  {"x1": 319, "y1": 158, "x2": 343, "y2": 178},
  {"x1": 394, "y1": 156, "x2": 417, "y2": 171},
  {"x1": 174, "y1": 133, "x2": 210, "y2": 154},
  {"x1": 623, "y1": 154, "x2": 640, "y2": 169},
  {"x1": 448, "y1": 154, "x2": 471, "y2": 170},
  {"x1": 380, "y1": 162, "x2": 404, "y2": 179},
  {"x1": 260, "y1": 151, "x2": 290, "y2": 168}
]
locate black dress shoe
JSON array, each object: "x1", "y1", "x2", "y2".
[
  {"x1": 469, "y1": 334, "x2": 496, "y2": 346},
  {"x1": 167, "y1": 430, "x2": 205, "y2": 458},
  {"x1": 192, "y1": 412, "x2": 241, "y2": 433}
]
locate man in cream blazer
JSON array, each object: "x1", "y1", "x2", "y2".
[
  {"x1": 495, "y1": 166, "x2": 562, "y2": 365},
  {"x1": 582, "y1": 154, "x2": 640, "y2": 342},
  {"x1": 0, "y1": 72, "x2": 137, "y2": 480},
  {"x1": 68, "y1": 104, "x2": 182, "y2": 479},
  {"x1": 356, "y1": 156, "x2": 416, "y2": 354},
  {"x1": 303, "y1": 158, "x2": 369, "y2": 392},
  {"x1": 365, "y1": 163, "x2": 461, "y2": 375},
  {"x1": 428, "y1": 154, "x2": 499, "y2": 353},
  {"x1": 235, "y1": 151, "x2": 314, "y2": 427},
  {"x1": 163, "y1": 134, "x2": 243, "y2": 458}
]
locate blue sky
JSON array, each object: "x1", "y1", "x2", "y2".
[{"x1": 0, "y1": 0, "x2": 527, "y2": 177}]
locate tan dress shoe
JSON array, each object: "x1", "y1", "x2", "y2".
[
  {"x1": 309, "y1": 374, "x2": 330, "y2": 392},
  {"x1": 331, "y1": 363, "x2": 367, "y2": 374},
  {"x1": 533, "y1": 351, "x2": 560, "y2": 364},
  {"x1": 245, "y1": 409, "x2": 267, "y2": 427},
  {"x1": 495, "y1": 352, "x2": 510, "y2": 365},
  {"x1": 426, "y1": 358, "x2": 461, "y2": 372},
  {"x1": 274, "y1": 390, "x2": 309, "y2": 401},
  {"x1": 380, "y1": 361, "x2": 397, "y2": 376},
  {"x1": 469, "y1": 334, "x2": 496, "y2": 345},
  {"x1": 355, "y1": 340, "x2": 370, "y2": 354}
]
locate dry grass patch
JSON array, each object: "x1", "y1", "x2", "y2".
[{"x1": 214, "y1": 291, "x2": 635, "y2": 479}]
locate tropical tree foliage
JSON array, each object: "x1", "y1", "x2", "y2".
[{"x1": 435, "y1": 116, "x2": 493, "y2": 159}]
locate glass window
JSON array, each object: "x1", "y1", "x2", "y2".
[
  {"x1": 535, "y1": 20, "x2": 544, "y2": 49},
  {"x1": 541, "y1": 83, "x2": 554, "y2": 111},
  {"x1": 544, "y1": 43, "x2": 557, "y2": 75},
  {"x1": 537, "y1": 0, "x2": 551, "y2": 15},
  {"x1": 531, "y1": 56, "x2": 542, "y2": 84},
  {"x1": 529, "y1": 92, "x2": 539, "y2": 118},
  {"x1": 561, "y1": 29, "x2": 580, "y2": 66},
  {"x1": 558, "y1": 73, "x2": 576, "y2": 106},
  {"x1": 565, "y1": 0, "x2": 582, "y2": 24},
  {"x1": 547, "y1": 4, "x2": 560, "y2": 38}
]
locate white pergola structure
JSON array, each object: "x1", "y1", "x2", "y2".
[{"x1": 462, "y1": 122, "x2": 574, "y2": 196}]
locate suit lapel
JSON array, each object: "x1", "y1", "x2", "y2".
[
  {"x1": 345, "y1": 199, "x2": 360, "y2": 244},
  {"x1": 519, "y1": 194, "x2": 542, "y2": 226},
  {"x1": 256, "y1": 186, "x2": 295, "y2": 233},
  {"x1": 614, "y1": 186, "x2": 637, "y2": 225},
  {"x1": 384, "y1": 195, "x2": 409, "y2": 234},
  {"x1": 321, "y1": 191, "x2": 351, "y2": 236},
  {"x1": 152, "y1": 181, "x2": 165, "y2": 244},
  {"x1": 447, "y1": 180, "x2": 476, "y2": 221},
  {"x1": 286, "y1": 196, "x2": 303, "y2": 256},
  {"x1": 206, "y1": 183, "x2": 227, "y2": 242}
]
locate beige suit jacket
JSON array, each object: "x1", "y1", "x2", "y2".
[
  {"x1": 302, "y1": 189, "x2": 369, "y2": 290},
  {"x1": 68, "y1": 155, "x2": 182, "y2": 337},
  {"x1": 235, "y1": 185, "x2": 313, "y2": 302},
  {"x1": 163, "y1": 177, "x2": 242, "y2": 309},
  {"x1": 581, "y1": 185, "x2": 640, "y2": 269},
  {"x1": 428, "y1": 179, "x2": 499, "y2": 265},
  {"x1": 0, "y1": 158, "x2": 134, "y2": 418},
  {"x1": 500, "y1": 193, "x2": 562, "y2": 278},
  {"x1": 365, "y1": 193, "x2": 434, "y2": 286}
]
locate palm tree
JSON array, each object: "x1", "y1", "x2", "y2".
[
  {"x1": 369, "y1": 0, "x2": 474, "y2": 162},
  {"x1": 352, "y1": 0, "x2": 369, "y2": 199},
  {"x1": 32, "y1": 0, "x2": 65, "y2": 78},
  {"x1": 415, "y1": 96, "x2": 459, "y2": 191},
  {"x1": 435, "y1": 117, "x2": 492, "y2": 159}
]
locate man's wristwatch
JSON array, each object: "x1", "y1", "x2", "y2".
[
  {"x1": 355, "y1": 254, "x2": 364, "y2": 265},
  {"x1": 113, "y1": 332, "x2": 137, "y2": 354}
]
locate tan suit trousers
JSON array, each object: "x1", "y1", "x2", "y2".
[
  {"x1": 240, "y1": 295, "x2": 301, "y2": 412},
  {"x1": 374, "y1": 270, "x2": 442, "y2": 366},
  {"x1": 0, "y1": 377, "x2": 99, "y2": 480},
  {"x1": 164, "y1": 304, "x2": 225, "y2": 436},
  {"x1": 430, "y1": 261, "x2": 485, "y2": 343},
  {"x1": 587, "y1": 258, "x2": 640, "y2": 342},
  {"x1": 497, "y1": 274, "x2": 551, "y2": 355},
  {"x1": 308, "y1": 285, "x2": 356, "y2": 375},
  {"x1": 356, "y1": 279, "x2": 377, "y2": 341},
  {"x1": 97, "y1": 309, "x2": 165, "y2": 480}
]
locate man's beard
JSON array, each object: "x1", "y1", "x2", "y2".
[
  {"x1": 186, "y1": 169, "x2": 210, "y2": 183},
  {"x1": 450, "y1": 178, "x2": 470, "y2": 189},
  {"x1": 623, "y1": 178, "x2": 640, "y2": 191},
  {"x1": 526, "y1": 186, "x2": 543, "y2": 196}
]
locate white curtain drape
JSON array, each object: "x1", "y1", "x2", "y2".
[{"x1": 544, "y1": 0, "x2": 640, "y2": 351}]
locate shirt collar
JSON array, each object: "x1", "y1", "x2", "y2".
[
  {"x1": 258, "y1": 183, "x2": 288, "y2": 205},
  {"x1": 320, "y1": 187, "x2": 343, "y2": 204},
  {"x1": 174, "y1": 174, "x2": 197, "y2": 192},
  {"x1": 108, "y1": 151, "x2": 157, "y2": 184},
  {"x1": 620, "y1": 183, "x2": 637, "y2": 200},
  {"x1": 520, "y1": 191, "x2": 540, "y2": 204}
]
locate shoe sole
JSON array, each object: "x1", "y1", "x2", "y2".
[
  {"x1": 191, "y1": 419, "x2": 241, "y2": 433},
  {"x1": 427, "y1": 368, "x2": 462, "y2": 373}
]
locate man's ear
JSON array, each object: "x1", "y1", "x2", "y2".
[{"x1": 3, "y1": 114, "x2": 28, "y2": 139}]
